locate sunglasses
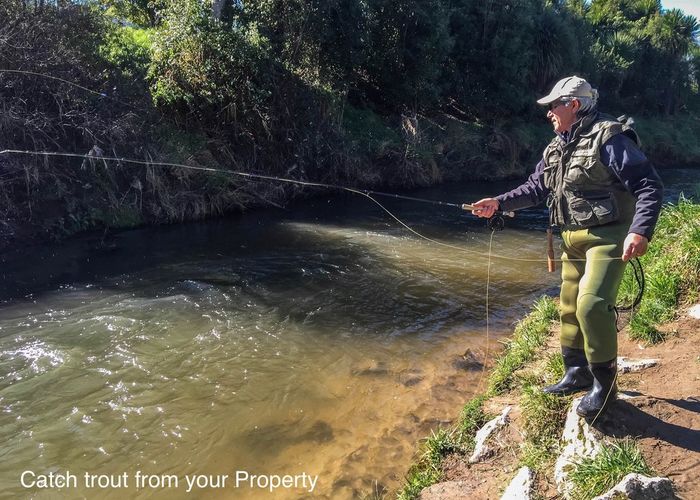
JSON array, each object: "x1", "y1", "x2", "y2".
[{"x1": 548, "y1": 100, "x2": 571, "y2": 111}]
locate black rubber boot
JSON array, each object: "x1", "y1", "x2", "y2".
[
  {"x1": 542, "y1": 347, "x2": 594, "y2": 396},
  {"x1": 576, "y1": 358, "x2": 618, "y2": 419}
]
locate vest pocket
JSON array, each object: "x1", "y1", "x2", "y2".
[
  {"x1": 564, "y1": 155, "x2": 608, "y2": 185},
  {"x1": 567, "y1": 192, "x2": 619, "y2": 228}
]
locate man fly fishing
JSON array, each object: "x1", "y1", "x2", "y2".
[{"x1": 470, "y1": 76, "x2": 663, "y2": 419}]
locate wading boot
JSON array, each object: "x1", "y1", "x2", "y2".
[
  {"x1": 576, "y1": 358, "x2": 618, "y2": 420},
  {"x1": 542, "y1": 347, "x2": 593, "y2": 396}
]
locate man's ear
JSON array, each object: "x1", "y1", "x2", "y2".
[{"x1": 570, "y1": 99, "x2": 581, "y2": 112}]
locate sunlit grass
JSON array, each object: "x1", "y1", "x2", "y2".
[
  {"x1": 397, "y1": 428, "x2": 462, "y2": 500},
  {"x1": 619, "y1": 197, "x2": 700, "y2": 343},
  {"x1": 569, "y1": 439, "x2": 653, "y2": 500}
]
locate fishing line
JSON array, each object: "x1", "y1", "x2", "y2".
[
  {"x1": 0, "y1": 148, "x2": 625, "y2": 265},
  {"x1": 0, "y1": 148, "x2": 645, "y2": 362},
  {"x1": 2, "y1": 71, "x2": 647, "y2": 439},
  {"x1": 474, "y1": 228, "x2": 496, "y2": 395}
]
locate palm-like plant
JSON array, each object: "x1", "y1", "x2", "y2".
[{"x1": 651, "y1": 9, "x2": 700, "y2": 113}]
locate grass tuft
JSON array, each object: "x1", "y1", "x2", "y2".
[
  {"x1": 569, "y1": 439, "x2": 653, "y2": 500},
  {"x1": 397, "y1": 428, "x2": 461, "y2": 500},
  {"x1": 456, "y1": 395, "x2": 490, "y2": 451}
]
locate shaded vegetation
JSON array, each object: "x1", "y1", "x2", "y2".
[{"x1": 1, "y1": 0, "x2": 700, "y2": 246}]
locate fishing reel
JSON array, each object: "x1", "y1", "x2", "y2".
[
  {"x1": 486, "y1": 214, "x2": 506, "y2": 231},
  {"x1": 461, "y1": 204, "x2": 514, "y2": 231}
]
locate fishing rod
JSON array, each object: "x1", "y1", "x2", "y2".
[
  {"x1": 355, "y1": 190, "x2": 515, "y2": 228},
  {"x1": 361, "y1": 189, "x2": 516, "y2": 215},
  {"x1": 0, "y1": 149, "x2": 515, "y2": 230}
]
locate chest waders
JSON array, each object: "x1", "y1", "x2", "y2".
[{"x1": 541, "y1": 113, "x2": 639, "y2": 419}]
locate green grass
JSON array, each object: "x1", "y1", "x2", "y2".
[
  {"x1": 488, "y1": 296, "x2": 559, "y2": 395},
  {"x1": 515, "y1": 350, "x2": 570, "y2": 472},
  {"x1": 456, "y1": 395, "x2": 490, "y2": 451},
  {"x1": 569, "y1": 439, "x2": 653, "y2": 500},
  {"x1": 519, "y1": 384, "x2": 570, "y2": 472},
  {"x1": 397, "y1": 428, "x2": 462, "y2": 500},
  {"x1": 618, "y1": 198, "x2": 700, "y2": 343}
]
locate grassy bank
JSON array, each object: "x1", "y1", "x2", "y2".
[
  {"x1": 618, "y1": 197, "x2": 700, "y2": 343},
  {"x1": 398, "y1": 296, "x2": 559, "y2": 499},
  {"x1": 398, "y1": 198, "x2": 700, "y2": 499}
]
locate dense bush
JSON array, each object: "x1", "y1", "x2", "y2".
[{"x1": 1, "y1": 0, "x2": 699, "y2": 246}]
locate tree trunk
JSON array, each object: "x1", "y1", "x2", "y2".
[
  {"x1": 664, "y1": 63, "x2": 680, "y2": 116},
  {"x1": 212, "y1": 0, "x2": 226, "y2": 20}
]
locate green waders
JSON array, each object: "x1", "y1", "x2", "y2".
[{"x1": 559, "y1": 222, "x2": 629, "y2": 364}]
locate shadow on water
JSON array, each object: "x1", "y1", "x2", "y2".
[{"x1": 0, "y1": 175, "x2": 548, "y2": 302}]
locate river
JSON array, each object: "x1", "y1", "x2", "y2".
[{"x1": 0, "y1": 169, "x2": 697, "y2": 499}]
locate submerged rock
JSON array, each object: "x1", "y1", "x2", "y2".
[
  {"x1": 300, "y1": 420, "x2": 334, "y2": 443},
  {"x1": 351, "y1": 359, "x2": 390, "y2": 376},
  {"x1": 452, "y1": 349, "x2": 483, "y2": 371}
]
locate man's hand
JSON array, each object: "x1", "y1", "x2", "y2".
[
  {"x1": 471, "y1": 198, "x2": 500, "y2": 218},
  {"x1": 622, "y1": 233, "x2": 649, "y2": 262}
]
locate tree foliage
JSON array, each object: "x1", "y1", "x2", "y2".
[{"x1": 2, "y1": 0, "x2": 700, "y2": 244}]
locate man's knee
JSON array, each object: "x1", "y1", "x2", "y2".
[{"x1": 575, "y1": 292, "x2": 612, "y2": 326}]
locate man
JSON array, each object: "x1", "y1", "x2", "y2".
[{"x1": 471, "y1": 76, "x2": 663, "y2": 419}]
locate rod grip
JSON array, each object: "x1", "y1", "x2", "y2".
[{"x1": 461, "y1": 204, "x2": 515, "y2": 218}]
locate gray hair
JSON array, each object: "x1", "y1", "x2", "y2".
[{"x1": 573, "y1": 87, "x2": 599, "y2": 117}]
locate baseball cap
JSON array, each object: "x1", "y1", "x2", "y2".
[{"x1": 536, "y1": 76, "x2": 595, "y2": 105}]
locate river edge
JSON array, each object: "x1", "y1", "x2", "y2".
[
  {"x1": 397, "y1": 198, "x2": 700, "y2": 499},
  {"x1": 3, "y1": 114, "x2": 700, "y2": 256}
]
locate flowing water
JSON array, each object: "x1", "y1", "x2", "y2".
[{"x1": 0, "y1": 170, "x2": 696, "y2": 499}]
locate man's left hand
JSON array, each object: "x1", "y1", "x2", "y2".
[{"x1": 622, "y1": 233, "x2": 649, "y2": 262}]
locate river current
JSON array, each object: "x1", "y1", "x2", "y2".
[{"x1": 0, "y1": 170, "x2": 697, "y2": 498}]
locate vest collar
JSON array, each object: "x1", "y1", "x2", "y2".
[{"x1": 557, "y1": 111, "x2": 600, "y2": 144}]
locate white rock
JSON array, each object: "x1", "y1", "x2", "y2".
[
  {"x1": 500, "y1": 466, "x2": 533, "y2": 500},
  {"x1": 688, "y1": 303, "x2": 700, "y2": 319},
  {"x1": 469, "y1": 406, "x2": 511, "y2": 463},
  {"x1": 554, "y1": 397, "x2": 603, "y2": 497},
  {"x1": 592, "y1": 473, "x2": 678, "y2": 500},
  {"x1": 617, "y1": 356, "x2": 659, "y2": 374}
]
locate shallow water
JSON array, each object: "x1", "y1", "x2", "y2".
[{"x1": 0, "y1": 169, "x2": 695, "y2": 499}]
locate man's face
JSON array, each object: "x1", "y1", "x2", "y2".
[{"x1": 547, "y1": 99, "x2": 578, "y2": 134}]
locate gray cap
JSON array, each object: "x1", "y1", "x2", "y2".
[{"x1": 537, "y1": 76, "x2": 596, "y2": 105}]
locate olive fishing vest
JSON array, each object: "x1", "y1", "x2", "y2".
[{"x1": 542, "y1": 113, "x2": 638, "y2": 230}]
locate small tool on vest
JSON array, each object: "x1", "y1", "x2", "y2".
[{"x1": 546, "y1": 227, "x2": 556, "y2": 272}]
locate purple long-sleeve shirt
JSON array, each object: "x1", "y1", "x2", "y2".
[{"x1": 495, "y1": 133, "x2": 664, "y2": 240}]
